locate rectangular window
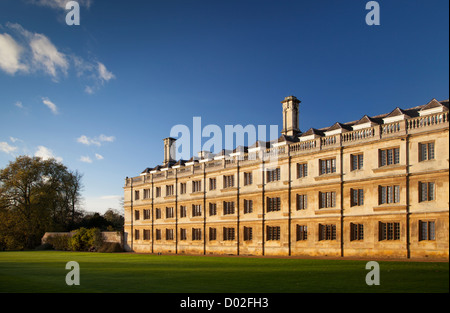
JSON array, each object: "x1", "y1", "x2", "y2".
[
  {"x1": 209, "y1": 203, "x2": 217, "y2": 216},
  {"x1": 180, "y1": 183, "x2": 187, "y2": 194},
  {"x1": 134, "y1": 210, "x2": 140, "y2": 221},
  {"x1": 209, "y1": 227, "x2": 217, "y2": 241},
  {"x1": 155, "y1": 208, "x2": 162, "y2": 219},
  {"x1": 296, "y1": 225, "x2": 307, "y2": 241},
  {"x1": 351, "y1": 154, "x2": 364, "y2": 171},
  {"x1": 379, "y1": 222, "x2": 400, "y2": 241},
  {"x1": 319, "y1": 191, "x2": 336, "y2": 209},
  {"x1": 379, "y1": 185, "x2": 400, "y2": 204},
  {"x1": 419, "y1": 221, "x2": 436, "y2": 241},
  {"x1": 350, "y1": 223, "x2": 364, "y2": 241},
  {"x1": 297, "y1": 163, "x2": 308, "y2": 178},
  {"x1": 320, "y1": 158, "x2": 336, "y2": 175},
  {"x1": 267, "y1": 197, "x2": 281, "y2": 212},
  {"x1": 244, "y1": 199, "x2": 253, "y2": 214},
  {"x1": 143, "y1": 229, "x2": 151, "y2": 240},
  {"x1": 244, "y1": 172, "x2": 253, "y2": 185},
  {"x1": 350, "y1": 189, "x2": 364, "y2": 207},
  {"x1": 155, "y1": 229, "x2": 161, "y2": 240},
  {"x1": 155, "y1": 187, "x2": 161, "y2": 198},
  {"x1": 209, "y1": 178, "x2": 217, "y2": 190},
  {"x1": 419, "y1": 142, "x2": 435, "y2": 162},
  {"x1": 180, "y1": 228, "x2": 187, "y2": 240},
  {"x1": 166, "y1": 185, "x2": 174, "y2": 196},
  {"x1": 143, "y1": 209, "x2": 150, "y2": 220},
  {"x1": 266, "y1": 226, "x2": 281, "y2": 241},
  {"x1": 223, "y1": 201, "x2": 235, "y2": 215},
  {"x1": 296, "y1": 194, "x2": 307, "y2": 210},
  {"x1": 166, "y1": 229, "x2": 174, "y2": 240},
  {"x1": 143, "y1": 189, "x2": 151, "y2": 199},
  {"x1": 379, "y1": 147, "x2": 400, "y2": 167},
  {"x1": 419, "y1": 182, "x2": 435, "y2": 202},
  {"x1": 192, "y1": 228, "x2": 202, "y2": 241},
  {"x1": 192, "y1": 204, "x2": 202, "y2": 217},
  {"x1": 134, "y1": 229, "x2": 140, "y2": 240},
  {"x1": 223, "y1": 227, "x2": 235, "y2": 241},
  {"x1": 266, "y1": 168, "x2": 281, "y2": 182},
  {"x1": 192, "y1": 180, "x2": 202, "y2": 193},
  {"x1": 179, "y1": 205, "x2": 187, "y2": 218},
  {"x1": 319, "y1": 224, "x2": 336, "y2": 240},
  {"x1": 166, "y1": 207, "x2": 174, "y2": 219},
  {"x1": 223, "y1": 175, "x2": 235, "y2": 188},
  {"x1": 135, "y1": 190, "x2": 140, "y2": 200},
  {"x1": 243, "y1": 227, "x2": 253, "y2": 241}
]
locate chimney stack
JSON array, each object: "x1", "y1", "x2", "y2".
[
  {"x1": 163, "y1": 137, "x2": 176, "y2": 166},
  {"x1": 281, "y1": 96, "x2": 301, "y2": 137}
]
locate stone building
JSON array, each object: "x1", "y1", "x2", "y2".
[{"x1": 124, "y1": 96, "x2": 449, "y2": 259}]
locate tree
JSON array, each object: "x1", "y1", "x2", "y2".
[{"x1": 0, "y1": 156, "x2": 83, "y2": 249}]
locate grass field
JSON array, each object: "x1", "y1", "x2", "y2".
[{"x1": 0, "y1": 251, "x2": 448, "y2": 293}]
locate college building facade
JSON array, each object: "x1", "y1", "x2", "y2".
[{"x1": 124, "y1": 96, "x2": 449, "y2": 259}]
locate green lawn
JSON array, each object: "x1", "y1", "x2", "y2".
[{"x1": 0, "y1": 251, "x2": 448, "y2": 293}]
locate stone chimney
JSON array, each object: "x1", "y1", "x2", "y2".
[
  {"x1": 281, "y1": 96, "x2": 301, "y2": 137},
  {"x1": 163, "y1": 137, "x2": 176, "y2": 165}
]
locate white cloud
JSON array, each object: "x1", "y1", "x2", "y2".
[
  {"x1": 0, "y1": 33, "x2": 28, "y2": 75},
  {"x1": 95, "y1": 153, "x2": 104, "y2": 160},
  {"x1": 76, "y1": 134, "x2": 115, "y2": 146},
  {"x1": 80, "y1": 155, "x2": 93, "y2": 163},
  {"x1": 98, "y1": 62, "x2": 115, "y2": 82},
  {"x1": 28, "y1": 0, "x2": 92, "y2": 10},
  {"x1": 80, "y1": 61, "x2": 115, "y2": 94},
  {"x1": 35, "y1": 145, "x2": 63, "y2": 162},
  {"x1": 9, "y1": 137, "x2": 22, "y2": 143},
  {"x1": 0, "y1": 141, "x2": 18, "y2": 154},
  {"x1": 42, "y1": 97, "x2": 59, "y2": 114},
  {"x1": 14, "y1": 101, "x2": 23, "y2": 108}
]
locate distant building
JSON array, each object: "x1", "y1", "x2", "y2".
[{"x1": 124, "y1": 96, "x2": 449, "y2": 259}]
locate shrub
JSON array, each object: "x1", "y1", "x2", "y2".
[
  {"x1": 70, "y1": 228, "x2": 104, "y2": 251},
  {"x1": 97, "y1": 242, "x2": 123, "y2": 253},
  {"x1": 45, "y1": 234, "x2": 71, "y2": 251}
]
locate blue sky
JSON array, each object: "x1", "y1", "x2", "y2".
[{"x1": 0, "y1": 0, "x2": 448, "y2": 214}]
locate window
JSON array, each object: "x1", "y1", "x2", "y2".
[
  {"x1": 319, "y1": 191, "x2": 336, "y2": 209},
  {"x1": 166, "y1": 207, "x2": 174, "y2": 219},
  {"x1": 209, "y1": 203, "x2": 217, "y2": 216},
  {"x1": 296, "y1": 194, "x2": 307, "y2": 210},
  {"x1": 419, "y1": 221, "x2": 435, "y2": 241},
  {"x1": 192, "y1": 180, "x2": 202, "y2": 193},
  {"x1": 297, "y1": 163, "x2": 308, "y2": 178},
  {"x1": 180, "y1": 183, "x2": 187, "y2": 194},
  {"x1": 319, "y1": 224, "x2": 336, "y2": 240},
  {"x1": 379, "y1": 185, "x2": 400, "y2": 205},
  {"x1": 379, "y1": 147, "x2": 400, "y2": 167},
  {"x1": 166, "y1": 229, "x2": 174, "y2": 240},
  {"x1": 350, "y1": 189, "x2": 364, "y2": 207},
  {"x1": 379, "y1": 222, "x2": 400, "y2": 241},
  {"x1": 155, "y1": 187, "x2": 161, "y2": 198},
  {"x1": 223, "y1": 201, "x2": 235, "y2": 215},
  {"x1": 267, "y1": 197, "x2": 281, "y2": 212},
  {"x1": 143, "y1": 189, "x2": 151, "y2": 199},
  {"x1": 320, "y1": 158, "x2": 336, "y2": 175},
  {"x1": 166, "y1": 185, "x2": 174, "y2": 196},
  {"x1": 266, "y1": 168, "x2": 281, "y2": 182},
  {"x1": 143, "y1": 229, "x2": 151, "y2": 240},
  {"x1": 351, "y1": 154, "x2": 364, "y2": 171},
  {"x1": 192, "y1": 204, "x2": 202, "y2": 217},
  {"x1": 266, "y1": 226, "x2": 280, "y2": 241},
  {"x1": 155, "y1": 208, "x2": 161, "y2": 219},
  {"x1": 192, "y1": 228, "x2": 202, "y2": 241},
  {"x1": 180, "y1": 228, "x2": 187, "y2": 240},
  {"x1": 180, "y1": 205, "x2": 187, "y2": 218},
  {"x1": 296, "y1": 225, "x2": 307, "y2": 241},
  {"x1": 135, "y1": 190, "x2": 140, "y2": 200},
  {"x1": 419, "y1": 182, "x2": 435, "y2": 202},
  {"x1": 419, "y1": 142, "x2": 435, "y2": 162},
  {"x1": 155, "y1": 229, "x2": 161, "y2": 240},
  {"x1": 223, "y1": 175, "x2": 235, "y2": 188},
  {"x1": 244, "y1": 172, "x2": 253, "y2": 185},
  {"x1": 350, "y1": 223, "x2": 364, "y2": 241},
  {"x1": 143, "y1": 209, "x2": 150, "y2": 220},
  {"x1": 209, "y1": 178, "x2": 217, "y2": 190},
  {"x1": 209, "y1": 227, "x2": 217, "y2": 241},
  {"x1": 134, "y1": 210, "x2": 140, "y2": 220},
  {"x1": 244, "y1": 199, "x2": 253, "y2": 214},
  {"x1": 243, "y1": 227, "x2": 253, "y2": 241},
  {"x1": 223, "y1": 227, "x2": 235, "y2": 241},
  {"x1": 134, "y1": 229, "x2": 140, "y2": 240}
]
